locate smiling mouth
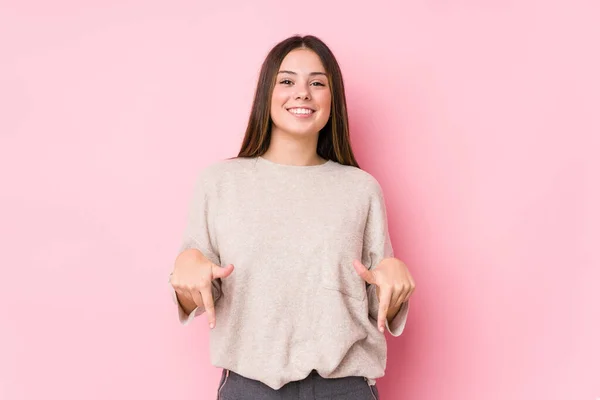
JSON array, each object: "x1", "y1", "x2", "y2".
[{"x1": 287, "y1": 107, "x2": 315, "y2": 116}]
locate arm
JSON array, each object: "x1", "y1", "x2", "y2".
[
  {"x1": 362, "y1": 179, "x2": 410, "y2": 337},
  {"x1": 170, "y1": 168, "x2": 223, "y2": 325}
]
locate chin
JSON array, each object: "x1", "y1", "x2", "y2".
[
  {"x1": 285, "y1": 128, "x2": 320, "y2": 137},
  {"x1": 272, "y1": 122, "x2": 321, "y2": 137}
]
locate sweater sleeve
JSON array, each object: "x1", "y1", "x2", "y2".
[
  {"x1": 170, "y1": 168, "x2": 222, "y2": 325},
  {"x1": 362, "y1": 179, "x2": 410, "y2": 337}
]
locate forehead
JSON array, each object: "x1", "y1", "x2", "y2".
[{"x1": 279, "y1": 49, "x2": 326, "y2": 73}]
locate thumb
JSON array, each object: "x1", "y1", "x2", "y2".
[
  {"x1": 352, "y1": 259, "x2": 376, "y2": 285},
  {"x1": 212, "y1": 263, "x2": 235, "y2": 279}
]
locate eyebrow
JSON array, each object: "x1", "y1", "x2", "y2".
[{"x1": 277, "y1": 70, "x2": 327, "y2": 76}]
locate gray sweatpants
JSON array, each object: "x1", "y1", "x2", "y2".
[{"x1": 216, "y1": 369, "x2": 380, "y2": 400}]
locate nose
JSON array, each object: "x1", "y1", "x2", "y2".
[{"x1": 293, "y1": 83, "x2": 311, "y2": 100}]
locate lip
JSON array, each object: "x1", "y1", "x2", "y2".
[
  {"x1": 286, "y1": 106, "x2": 315, "y2": 111},
  {"x1": 286, "y1": 106, "x2": 316, "y2": 119}
]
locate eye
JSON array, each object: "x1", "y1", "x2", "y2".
[
  {"x1": 279, "y1": 79, "x2": 293, "y2": 85},
  {"x1": 311, "y1": 81, "x2": 325, "y2": 86}
]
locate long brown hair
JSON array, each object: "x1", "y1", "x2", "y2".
[{"x1": 237, "y1": 35, "x2": 360, "y2": 168}]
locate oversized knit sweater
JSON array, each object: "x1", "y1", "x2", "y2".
[{"x1": 170, "y1": 156, "x2": 409, "y2": 390}]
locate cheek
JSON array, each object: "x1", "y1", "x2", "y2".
[
  {"x1": 270, "y1": 89, "x2": 288, "y2": 124},
  {"x1": 317, "y1": 92, "x2": 332, "y2": 117},
  {"x1": 271, "y1": 88, "x2": 287, "y2": 107}
]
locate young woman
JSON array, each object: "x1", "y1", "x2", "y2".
[{"x1": 169, "y1": 34, "x2": 415, "y2": 400}]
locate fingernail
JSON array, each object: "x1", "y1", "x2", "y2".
[
  {"x1": 379, "y1": 326, "x2": 384, "y2": 333},
  {"x1": 210, "y1": 322, "x2": 215, "y2": 329}
]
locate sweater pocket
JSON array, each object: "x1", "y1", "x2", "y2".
[{"x1": 321, "y1": 262, "x2": 367, "y2": 301}]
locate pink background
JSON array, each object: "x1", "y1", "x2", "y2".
[{"x1": 1, "y1": 1, "x2": 598, "y2": 399}]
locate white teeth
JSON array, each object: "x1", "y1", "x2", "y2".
[{"x1": 288, "y1": 108, "x2": 313, "y2": 115}]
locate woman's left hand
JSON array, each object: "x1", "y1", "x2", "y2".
[{"x1": 353, "y1": 257, "x2": 415, "y2": 333}]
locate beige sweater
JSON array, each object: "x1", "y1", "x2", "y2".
[{"x1": 170, "y1": 156, "x2": 409, "y2": 390}]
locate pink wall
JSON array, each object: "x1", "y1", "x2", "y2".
[{"x1": 1, "y1": 1, "x2": 598, "y2": 399}]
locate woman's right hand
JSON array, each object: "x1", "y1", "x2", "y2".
[{"x1": 170, "y1": 248, "x2": 235, "y2": 329}]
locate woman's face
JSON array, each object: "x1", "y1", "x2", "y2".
[{"x1": 270, "y1": 48, "x2": 332, "y2": 138}]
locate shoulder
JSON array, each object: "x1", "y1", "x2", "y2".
[
  {"x1": 328, "y1": 162, "x2": 384, "y2": 196},
  {"x1": 195, "y1": 156, "x2": 256, "y2": 184}
]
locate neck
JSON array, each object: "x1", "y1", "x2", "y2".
[{"x1": 263, "y1": 129, "x2": 325, "y2": 166}]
